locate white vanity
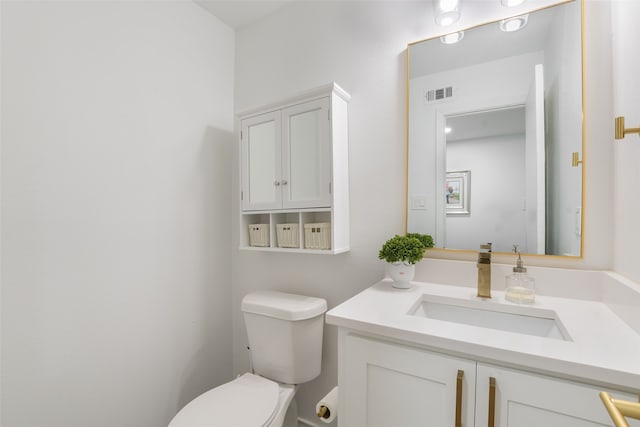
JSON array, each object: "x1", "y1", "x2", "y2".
[{"x1": 326, "y1": 272, "x2": 640, "y2": 427}]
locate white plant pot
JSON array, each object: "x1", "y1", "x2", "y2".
[{"x1": 387, "y1": 262, "x2": 416, "y2": 289}]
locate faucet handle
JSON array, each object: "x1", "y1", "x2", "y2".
[
  {"x1": 478, "y1": 243, "x2": 492, "y2": 264},
  {"x1": 480, "y1": 243, "x2": 492, "y2": 252}
]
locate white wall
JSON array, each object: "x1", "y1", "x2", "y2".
[
  {"x1": 446, "y1": 134, "x2": 527, "y2": 252},
  {"x1": 234, "y1": 4, "x2": 413, "y2": 423},
  {"x1": 612, "y1": 1, "x2": 640, "y2": 284},
  {"x1": 233, "y1": 1, "x2": 617, "y2": 424},
  {"x1": 1, "y1": 2, "x2": 234, "y2": 426}
]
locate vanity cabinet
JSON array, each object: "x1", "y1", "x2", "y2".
[
  {"x1": 340, "y1": 332, "x2": 639, "y2": 427},
  {"x1": 342, "y1": 333, "x2": 476, "y2": 427},
  {"x1": 475, "y1": 363, "x2": 640, "y2": 427},
  {"x1": 238, "y1": 83, "x2": 349, "y2": 253}
]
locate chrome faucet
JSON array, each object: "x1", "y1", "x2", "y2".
[{"x1": 477, "y1": 243, "x2": 492, "y2": 298}]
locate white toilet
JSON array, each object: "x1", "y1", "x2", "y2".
[{"x1": 168, "y1": 290, "x2": 328, "y2": 427}]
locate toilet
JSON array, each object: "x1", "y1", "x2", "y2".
[{"x1": 168, "y1": 291, "x2": 327, "y2": 427}]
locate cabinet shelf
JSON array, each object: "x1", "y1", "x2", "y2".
[
  {"x1": 242, "y1": 207, "x2": 331, "y2": 215},
  {"x1": 240, "y1": 210, "x2": 347, "y2": 254},
  {"x1": 240, "y1": 246, "x2": 349, "y2": 255}
]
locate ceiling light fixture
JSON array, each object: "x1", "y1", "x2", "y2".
[
  {"x1": 433, "y1": 0, "x2": 460, "y2": 27},
  {"x1": 501, "y1": 0, "x2": 526, "y2": 7},
  {"x1": 500, "y1": 14, "x2": 529, "y2": 32},
  {"x1": 440, "y1": 31, "x2": 464, "y2": 44}
]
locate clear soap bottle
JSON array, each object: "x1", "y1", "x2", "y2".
[{"x1": 505, "y1": 246, "x2": 535, "y2": 304}]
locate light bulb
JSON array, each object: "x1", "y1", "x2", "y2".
[
  {"x1": 433, "y1": 0, "x2": 460, "y2": 26},
  {"x1": 440, "y1": 31, "x2": 464, "y2": 44},
  {"x1": 501, "y1": 0, "x2": 525, "y2": 6},
  {"x1": 499, "y1": 14, "x2": 529, "y2": 32},
  {"x1": 439, "y1": 0, "x2": 459, "y2": 12}
]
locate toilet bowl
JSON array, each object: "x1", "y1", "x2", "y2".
[
  {"x1": 168, "y1": 291, "x2": 327, "y2": 427},
  {"x1": 168, "y1": 373, "x2": 296, "y2": 427}
]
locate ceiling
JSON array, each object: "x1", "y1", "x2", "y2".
[
  {"x1": 409, "y1": 4, "x2": 555, "y2": 78},
  {"x1": 446, "y1": 106, "x2": 526, "y2": 142},
  {"x1": 194, "y1": 0, "x2": 294, "y2": 29}
]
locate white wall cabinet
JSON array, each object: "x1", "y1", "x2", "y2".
[
  {"x1": 241, "y1": 98, "x2": 331, "y2": 211},
  {"x1": 339, "y1": 332, "x2": 640, "y2": 427},
  {"x1": 238, "y1": 83, "x2": 349, "y2": 253}
]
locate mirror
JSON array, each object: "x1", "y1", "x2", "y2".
[{"x1": 406, "y1": 0, "x2": 583, "y2": 256}]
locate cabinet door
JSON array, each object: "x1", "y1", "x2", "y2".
[
  {"x1": 476, "y1": 363, "x2": 640, "y2": 427},
  {"x1": 342, "y1": 335, "x2": 476, "y2": 427},
  {"x1": 241, "y1": 111, "x2": 282, "y2": 211},
  {"x1": 281, "y1": 98, "x2": 331, "y2": 209}
]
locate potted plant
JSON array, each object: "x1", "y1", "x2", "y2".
[{"x1": 378, "y1": 233, "x2": 434, "y2": 289}]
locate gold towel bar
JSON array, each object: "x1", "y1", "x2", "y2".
[
  {"x1": 600, "y1": 392, "x2": 640, "y2": 427},
  {"x1": 615, "y1": 116, "x2": 640, "y2": 140}
]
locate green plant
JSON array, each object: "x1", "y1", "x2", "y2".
[
  {"x1": 406, "y1": 233, "x2": 434, "y2": 249},
  {"x1": 378, "y1": 234, "x2": 432, "y2": 264}
]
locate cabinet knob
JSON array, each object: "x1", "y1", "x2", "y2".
[
  {"x1": 274, "y1": 181, "x2": 280, "y2": 186},
  {"x1": 281, "y1": 180, "x2": 288, "y2": 185}
]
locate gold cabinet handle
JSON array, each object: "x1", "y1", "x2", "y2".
[
  {"x1": 455, "y1": 370, "x2": 464, "y2": 427},
  {"x1": 488, "y1": 377, "x2": 496, "y2": 427}
]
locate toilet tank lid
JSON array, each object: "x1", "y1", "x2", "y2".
[{"x1": 241, "y1": 291, "x2": 327, "y2": 321}]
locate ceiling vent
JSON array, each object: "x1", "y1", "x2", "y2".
[{"x1": 425, "y1": 86, "x2": 454, "y2": 103}]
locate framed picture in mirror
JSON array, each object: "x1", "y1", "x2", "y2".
[{"x1": 446, "y1": 170, "x2": 470, "y2": 216}]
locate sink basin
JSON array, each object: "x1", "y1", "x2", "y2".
[{"x1": 408, "y1": 294, "x2": 571, "y2": 341}]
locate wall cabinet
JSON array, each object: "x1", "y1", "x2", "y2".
[
  {"x1": 340, "y1": 333, "x2": 640, "y2": 427},
  {"x1": 241, "y1": 98, "x2": 331, "y2": 211},
  {"x1": 238, "y1": 83, "x2": 349, "y2": 253}
]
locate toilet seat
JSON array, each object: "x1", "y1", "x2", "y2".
[{"x1": 168, "y1": 373, "x2": 280, "y2": 427}]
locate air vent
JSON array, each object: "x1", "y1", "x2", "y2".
[{"x1": 425, "y1": 86, "x2": 454, "y2": 103}]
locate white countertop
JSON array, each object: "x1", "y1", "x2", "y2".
[{"x1": 326, "y1": 279, "x2": 640, "y2": 391}]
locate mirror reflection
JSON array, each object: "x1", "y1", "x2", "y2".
[{"x1": 407, "y1": 0, "x2": 582, "y2": 256}]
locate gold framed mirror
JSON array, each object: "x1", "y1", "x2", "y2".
[{"x1": 405, "y1": 0, "x2": 584, "y2": 257}]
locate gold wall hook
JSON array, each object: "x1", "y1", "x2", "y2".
[
  {"x1": 615, "y1": 116, "x2": 640, "y2": 140},
  {"x1": 572, "y1": 152, "x2": 583, "y2": 167}
]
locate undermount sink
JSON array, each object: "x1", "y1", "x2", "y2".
[{"x1": 408, "y1": 294, "x2": 571, "y2": 341}]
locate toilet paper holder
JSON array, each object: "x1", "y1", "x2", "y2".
[
  {"x1": 316, "y1": 386, "x2": 338, "y2": 423},
  {"x1": 317, "y1": 405, "x2": 330, "y2": 419}
]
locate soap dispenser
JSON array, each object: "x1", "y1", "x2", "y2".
[{"x1": 505, "y1": 245, "x2": 535, "y2": 304}]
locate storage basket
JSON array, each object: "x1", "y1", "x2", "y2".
[
  {"x1": 276, "y1": 223, "x2": 300, "y2": 248},
  {"x1": 304, "y1": 222, "x2": 331, "y2": 250},
  {"x1": 248, "y1": 224, "x2": 270, "y2": 247}
]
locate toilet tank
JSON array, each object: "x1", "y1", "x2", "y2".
[{"x1": 241, "y1": 291, "x2": 327, "y2": 385}]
